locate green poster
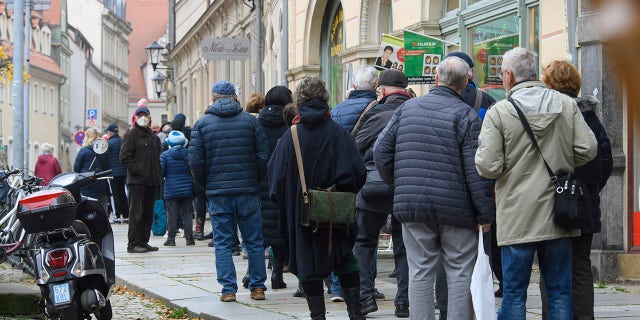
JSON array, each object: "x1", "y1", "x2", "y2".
[
  {"x1": 374, "y1": 34, "x2": 405, "y2": 71},
  {"x1": 472, "y1": 34, "x2": 519, "y2": 86},
  {"x1": 403, "y1": 30, "x2": 445, "y2": 84}
]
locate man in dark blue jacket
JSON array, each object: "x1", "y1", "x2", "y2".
[
  {"x1": 188, "y1": 80, "x2": 270, "y2": 303},
  {"x1": 106, "y1": 124, "x2": 128, "y2": 223},
  {"x1": 373, "y1": 56, "x2": 495, "y2": 319},
  {"x1": 330, "y1": 65, "x2": 378, "y2": 133}
]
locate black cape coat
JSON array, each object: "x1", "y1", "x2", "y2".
[{"x1": 268, "y1": 99, "x2": 366, "y2": 278}]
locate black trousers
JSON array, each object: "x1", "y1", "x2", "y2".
[
  {"x1": 127, "y1": 184, "x2": 155, "y2": 249},
  {"x1": 111, "y1": 175, "x2": 129, "y2": 218},
  {"x1": 353, "y1": 209, "x2": 409, "y2": 306}
]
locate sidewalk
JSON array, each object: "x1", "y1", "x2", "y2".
[{"x1": 113, "y1": 223, "x2": 640, "y2": 320}]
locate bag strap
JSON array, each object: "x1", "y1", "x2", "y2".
[
  {"x1": 474, "y1": 88, "x2": 483, "y2": 113},
  {"x1": 351, "y1": 99, "x2": 378, "y2": 135},
  {"x1": 508, "y1": 98, "x2": 558, "y2": 183},
  {"x1": 291, "y1": 125, "x2": 309, "y2": 198}
]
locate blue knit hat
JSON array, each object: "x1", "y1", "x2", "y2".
[
  {"x1": 166, "y1": 130, "x2": 187, "y2": 148},
  {"x1": 211, "y1": 80, "x2": 236, "y2": 95}
]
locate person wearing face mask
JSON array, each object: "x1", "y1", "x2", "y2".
[{"x1": 120, "y1": 103, "x2": 162, "y2": 253}]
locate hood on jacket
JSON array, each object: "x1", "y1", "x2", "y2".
[
  {"x1": 38, "y1": 153, "x2": 54, "y2": 164},
  {"x1": 206, "y1": 97, "x2": 243, "y2": 117},
  {"x1": 508, "y1": 81, "x2": 564, "y2": 132},
  {"x1": 298, "y1": 99, "x2": 329, "y2": 129},
  {"x1": 258, "y1": 104, "x2": 286, "y2": 127},
  {"x1": 575, "y1": 95, "x2": 598, "y2": 113}
]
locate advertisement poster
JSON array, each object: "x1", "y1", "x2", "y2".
[
  {"x1": 472, "y1": 34, "x2": 519, "y2": 86},
  {"x1": 403, "y1": 30, "x2": 445, "y2": 84},
  {"x1": 374, "y1": 34, "x2": 405, "y2": 71}
]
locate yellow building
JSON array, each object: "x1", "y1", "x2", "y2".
[{"x1": 168, "y1": 0, "x2": 635, "y2": 281}]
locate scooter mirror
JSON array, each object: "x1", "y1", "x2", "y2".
[
  {"x1": 92, "y1": 139, "x2": 109, "y2": 155},
  {"x1": 6, "y1": 174, "x2": 23, "y2": 189}
]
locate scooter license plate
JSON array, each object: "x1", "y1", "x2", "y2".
[{"x1": 53, "y1": 283, "x2": 71, "y2": 305}]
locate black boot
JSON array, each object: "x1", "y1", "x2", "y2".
[
  {"x1": 342, "y1": 286, "x2": 365, "y2": 320},
  {"x1": 242, "y1": 272, "x2": 250, "y2": 289},
  {"x1": 271, "y1": 253, "x2": 287, "y2": 289},
  {"x1": 439, "y1": 309, "x2": 447, "y2": 320},
  {"x1": 305, "y1": 295, "x2": 326, "y2": 320}
]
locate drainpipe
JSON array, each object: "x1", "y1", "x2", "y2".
[
  {"x1": 23, "y1": 0, "x2": 31, "y2": 170},
  {"x1": 254, "y1": 1, "x2": 262, "y2": 93},
  {"x1": 568, "y1": 0, "x2": 578, "y2": 65},
  {"x1": 281, "y1": 0, "x2": 288, "y2": 86},
  {"x1": 12, "y1": 0, "x2": 25, "y2": 170}
]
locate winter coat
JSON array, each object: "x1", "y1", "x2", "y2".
[
  {"x1": 188, "y1": 97, "x2": 269, "y2": 196},
  {"x1": 160, "y1": 146, "x2": 194, "y2": 199},
  {"x1": 574, "y1": 96, "x2": 613, "y2": 234},
  {"x1": 73, "y1": 145, "x2": 109, "y2": 198},
  {"x1": 330, "y1": 90, "x2": 378, "y2": 133},
  {"x1": 258, "y1": 104, "x2": 289, "y2": 247},
  {"x1": 353, "y1": 92, "x2": 411, "y2": 214},
  {"x1": 459, "y1": 80, "x2": 496, "y2": 120},
  {"x1": 120, "y1": 124, "x2": 162, "y2": 186},
  {"x1": 106, "y1": 135, "x2": 126, "y2": 177},
  {"x1": 475, "y1": 81, "x2": 598, "y2": 246},
  {"x1": 268, "y1": 99, "x2": 366, "y2": 278},
  {"x1": 34, "y1": 153, "x2": 62, "y2": 186},
  {"x1": 374, "y1": 86, "x2": 495, "y2": 229}
]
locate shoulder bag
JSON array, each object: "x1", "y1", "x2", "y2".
[
  {"x1": 291, "y1": 125, "x2": 356, "y2": 254},
  {"x1": 508, "y1": 98, "x2": 590, "y2": 231}
]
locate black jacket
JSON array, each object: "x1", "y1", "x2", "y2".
[
  {"x1": 268, "y1": 99, "x2": 366, "y2": 277},
  {"x1": 374, "y1": 86, "x2": 495, "y2": 229},
  {"x1": 106, "y1": 134, "x2": 126, "y2": 177},
  {"x1": 120, "y1": 125, "x2": 162, "y2": 186},
  {"x1": 353, "y1": 92, "x2": 411, "y2": 214}
]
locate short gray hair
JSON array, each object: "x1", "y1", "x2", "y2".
[
  {"x1": 294, "y1": 77, "x2": 329, "y2": 106},
  {"x1": 436, "y1": 57, "x2": 470, "y2": 91},
  {"x1": 502, "y1": 47, "x2": 538, "y2": 82},
  {"x1": 42, "y1": 143, "x2": 53, "y2": 153},
  {"x1": 351, "y1": 65, "x2": 378, "y2": 90}
]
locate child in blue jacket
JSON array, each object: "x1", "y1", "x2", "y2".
[{"x1": 160, "y1": 131, "x2": 195, "y2": 246}]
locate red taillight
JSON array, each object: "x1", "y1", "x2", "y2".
[
  {"x1": 52, "y1": 271, "x2": 68, "y2": 277},
  {"x1": 47, "y1": 249, "x2": 70, "y2": 269},
  {"x1": 19, "y1": 190, "x2": 68, "y2": 210}
]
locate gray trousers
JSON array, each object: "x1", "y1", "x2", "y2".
[
  {"x1": 165, "y1": 197, "x2": 194, "y2": 239},
  {"x1": 402, "y1": 222, "x2": 477, "y2": 320}
]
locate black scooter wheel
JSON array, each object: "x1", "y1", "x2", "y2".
[{"x1": 96, "y1": 300, "x2": 112, "y2": 320}]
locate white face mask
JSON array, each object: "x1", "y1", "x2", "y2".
[{"x1": 136, "y1": 116, "x2": 149, "y2": 127}]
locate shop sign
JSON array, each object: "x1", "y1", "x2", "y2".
[
  {"x1": 201, "y1": 37, "x2": 250, "y2": 60},
  {"x1": 403, "y1": 30, "x2": 445, "y2": 85},
  {"x1": 473, "y1": 34, "x2": 519, "y2": 85},
  {"x1": 374, "y1": 34, "x2": 405, "y2": 72}
]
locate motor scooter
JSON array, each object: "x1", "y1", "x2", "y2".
[{"x1": 16, "y1": 140, "x2": 115, "y2": 320}]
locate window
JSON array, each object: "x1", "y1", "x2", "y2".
[
  {"x1": 42, "y1": 86, "x2": 46, "y2": 114},
  {"x1": 33, "y1": 84, "x2": 38, "y2": 112},
  {"x1": 447, "y1": 0, "x2": 459, "y2": 11},
  {"x1": 50, "y1": 88, "x2": 54, "y2": 115}
]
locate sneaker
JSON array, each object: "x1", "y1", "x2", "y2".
[
  {"x1": 186, "y1": 238, "x2": 195, "y2": 246},
  {"x1": 164, "y1": 239, "x2": 176, "y2": 246},
  {"x1": 143, "y1": 244, "x2": 159, "y2": 251},
  {"x1": 373, "y1": 288, "x2": 385, "y2": 300},
  {"x1": 292, "y1": 287, "x2": 306, "y2": 298},
  {"x1": 242, "y1": 274, "x2": 249, "y2": 289},
  {"x1": 250, "y1": 288, "x2": 265, "y2": 300},
  {"x1": 220, "y1": 293, "x2": 236, "y2": 302},
  {"x1": 329, "y1": 292, "x2": 344, "y2": 302},
  {"x1": 193, "y1": 231, "x2": 204, "y2": 241},
  {"x1": 127, "y1": 246, "x2": 148, "y2": 253},
  {"x1": 395, "y1": 304, "x2": 409, "y2": 318},
  {"x1": 361, "y1": 296, "x2": 378, "y2": 315}
]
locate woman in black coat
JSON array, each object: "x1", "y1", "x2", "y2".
[
  {"x1": 268, "y1": 77, "x2": 366, "y2": 320},
  {"x1": 258, "y1": 85, "x2": 292, "y2": 289}
]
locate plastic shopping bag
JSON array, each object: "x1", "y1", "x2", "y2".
[{"x1": 470, "y1": 229, "x2": 496, "y2": 320}]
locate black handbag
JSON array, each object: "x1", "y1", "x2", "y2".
[
  {"x1": 509, "y1": 98, "x2": 588, "y2": 231},
  {"x1": 360, "y1": 162, "x2": 393, "y2": 200}
]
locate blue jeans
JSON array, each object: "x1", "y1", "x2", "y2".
[
  {"x1": 209, "y1": 194, "x2": 267, "y2": 294},
  {"x1": 330, "y1": 272, "x2": 342, "y2": 295},
  {"x1": 498, "y1": 237, "x2": 573, "y2": 320}
]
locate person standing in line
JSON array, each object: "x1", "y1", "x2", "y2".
[
  {"x1": 268, "y1": 77, "x2": 366, "y2": 320},
  {"x1": 189, "y1": 80, "x2": 269, "y2": 302},
  {"x1": 475, "y1": 48, "x2": 597, "y2": 320},
  {"x1": 106, "y1": 124, "x2": 129, "y2": 224},
  {"x1": 331, "y1": 65, "x2": 379, "y2": 133},
  {"x1": 74, "y1": 128, "x2": 109, "y2": 201},
  {"x1": 373, "y1": 56, "x2": 495, "y2": 320},
  {"x1": 34, "y1": 143, "x2": 62, "y2": 186},
  {"x1": 538, "y1": 59, "x2": 613, "y2": 320},
  {"x1": 120, "y1": 104, "x2": 162, "y2": 254},
  {"x1": 352, "y1": 69, "x2": 412, "y2": 318},
  {"x1": 161, "y1": 130, "x2": 195, "y2": 247}
]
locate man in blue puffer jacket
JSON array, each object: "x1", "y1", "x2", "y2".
[
  {"x1": 188, "y1": 80, "x2": 270, "y2": 303},
  {"x1": 161, "y1": 130, "x2": 194, "y2": 247},
  {"x1": 331, "y1": 65, "x2": 378, "y2": 133}
]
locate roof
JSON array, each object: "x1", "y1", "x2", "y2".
[
  {"x1": 5, "y1": 46, "x2": 64, "y2": 77},
  {"x1": 126, "y1": 0, "x2": 168, "y2": 103},
  {"x1": 41, "y1": 0, "x2": 61, "y2": 25}
]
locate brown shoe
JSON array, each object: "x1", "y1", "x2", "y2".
[
  {"x1": 250, "y1": 288, "x2": 265, "y2": 300},
  {"x1": 220, "y1": 293, "x2": 236, "y2": 302}
]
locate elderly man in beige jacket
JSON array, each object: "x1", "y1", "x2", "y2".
[{"x1": 475, "y1": 47, "x2": 597, "y2": 320}]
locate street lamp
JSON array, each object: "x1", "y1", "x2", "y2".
[
  {"x1": 145, "y1": 41, "x2": 174, "y2": 99},
  {"x1": 151, "y1": 73, "x2": 165, "y2": 99},
  {"x1": 145, "y1": 41, "x2": 164, "y2": 71}
]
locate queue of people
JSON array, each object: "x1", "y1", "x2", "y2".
[{"x1": 55, "y1": 46, "x2": 609, "y2": 320}]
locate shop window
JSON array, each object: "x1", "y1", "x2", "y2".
[
  {"x1": 321, "y1": 2, "x2": 345, "y2": 107},
  {"x1": 446, "y1": 0, "x2": 459, "y2": 12},
  {"x1": 470, "y1": 14, "x2": 520, "y2": 101}
]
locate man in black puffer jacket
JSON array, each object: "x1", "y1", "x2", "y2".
[
  {"x1": 352, "y1": 69, "x2": 411, "y2": 318},
  {"x1": 373, "y1": 56, "x2": 495, "y2": 320}
]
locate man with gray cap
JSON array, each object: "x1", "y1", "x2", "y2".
[
  {"x1": 373, "y1": 56, "x2": 495, "y2": 320},
  {"x1": 188, "y1": 80, "x2": 270, "y2": 302},
  {"x1": 352, "y1": 69, "x2": 412, "y2": 318}
]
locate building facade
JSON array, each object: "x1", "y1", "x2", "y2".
[{"x1": 167, "y1": 0, "x2": 635, "y2": 280}]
